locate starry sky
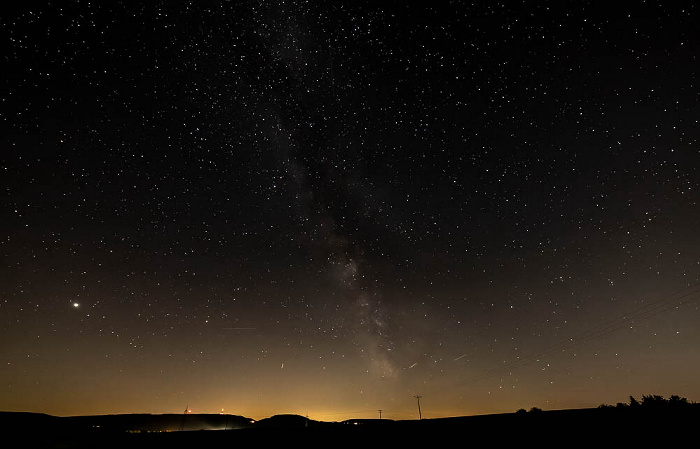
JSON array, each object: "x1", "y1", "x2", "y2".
[{"x1": 2, "y1": 1, "x2": 699, "y2": 421}]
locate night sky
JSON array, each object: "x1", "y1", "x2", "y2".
[{"x1": 2, "y1": 1, "x2": 699, "y2": 421}]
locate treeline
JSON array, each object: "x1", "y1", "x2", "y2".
[
  {"x1": 514, "y1": 394, "x2": 696, "y2": 414},
  {"x1": 599, "y1": 394, "x2": 695, "y2": 409}
]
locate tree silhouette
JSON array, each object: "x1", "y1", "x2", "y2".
[
  {"x1": 601, "y1": 394, "x2": 693, "y2": 410},
  {"x1": 668, "y1": 395, "x2": 690, "y2": 406},
  {"x1": 641, "y1": 394, "x2": 666, "y2": 408}
]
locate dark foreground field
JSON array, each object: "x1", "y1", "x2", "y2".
[{"x1": 3, "y1": 404, "x2": 698, "y2": 448}]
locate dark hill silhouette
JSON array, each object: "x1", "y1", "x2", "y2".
[
  {"x1": 341, "y1": 417, "x2": 396, "y2": 426},
  {"x1": 65, "y1": 412, "x2": 254, "y2": 432},
  {"x1": 255, "y1": 413, "x2": 320, "y2": 428},
  {"x1": 3, "y1": 397, "x2": 698, "y2": 448},
  {"x1": 0, "y1": 411, "x2": 254, "y2": 436}
]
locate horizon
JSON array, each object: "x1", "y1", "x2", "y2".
[
  {"x1": 5, "y1": 392, "x2": 698, "y2": 423},
  {"x1": 5, "y1": 389, "x2": 698, "y2": 423}
]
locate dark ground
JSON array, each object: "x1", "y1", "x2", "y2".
[{"x1": 3, "y1": 405, "x2": 697, "y2": 448}]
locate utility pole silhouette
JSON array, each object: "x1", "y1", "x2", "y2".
[
  {"x1": 179, "y1": 405, "x2": 188, "y2": 431},
  {"x1": 378, "y1": 409, "x2": 382, "y2": 420},
  {"x1": 414, "y1": 395, "x2": 422, "y2": 420}
]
